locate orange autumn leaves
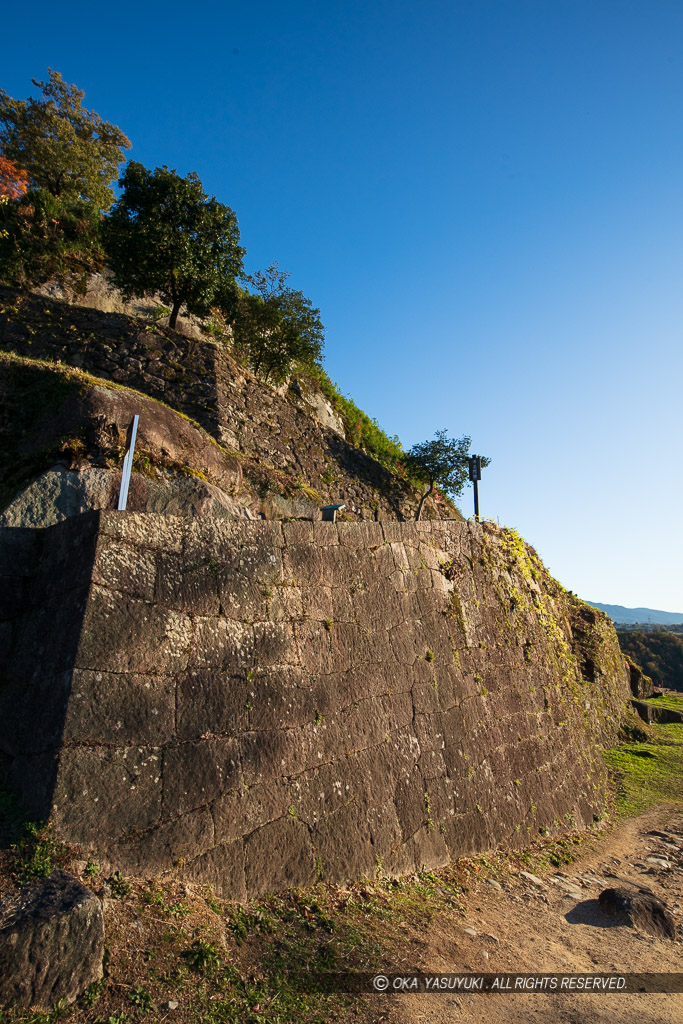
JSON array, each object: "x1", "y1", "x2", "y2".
[{"x1": 0, "y1": 155, "x2": 29, "y2": 201}]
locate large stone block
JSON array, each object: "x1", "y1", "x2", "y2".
[
  {"x1": 155, "y1": 552, "x2": 220, "y2": 614},
  {"x1": 163, "y1": 737, "x2": 240, "y2": 815},
  {"x1": 0, "y1": 872, "x2": 104, "y2": 1009},
  {"x1": 313, "y1": 803, "x2": 378, "y2": 883},
  {"x1": 212, "y1": 778, "x2": 291, "y2": 842},
  {"x1": 63, "y1": 669, "x2": 175, "y2": 746},
  {"x1": 9, "y1": 586, "x2": 91, "y2": 683},
  {"x1": 244, "y1": 817, "x2": 316, "y2": 892},
  {"x1": 182, "y1": 840, "x2": 246, "y2": 900},
  {"x1": 0, "y1": 672, "x2": 71, "y2": 756},
  {"x1": 112, "y1": 806, "x2": 215, "y2": 876},
  {"x1": 92, "y1": 540, "x2": 157, "y2": 600},
  {"x1": 176, "y1": 669, "x2": 248, "y2": 740},
  {"x1": 51, "y1": 746, "x2": 162, "y2": 843},
  {"x1": 77, "y1": 588, "x2": 192, "y2": 674},
  {"x1": 189, "y1": 617, "x2": 254, "y2": 671}
]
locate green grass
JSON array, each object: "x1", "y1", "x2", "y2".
[
  {"x1": 644, "y1": 693, "x2": 683, "y2": 713},
  {"x1": 603, "y1": 721, "x2": 683, "y2": 817},
  {"x1": 141, "y1": 885, "x2": 191, "y2": 919}
]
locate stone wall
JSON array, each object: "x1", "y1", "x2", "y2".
[{"x1": 0, "y1": 513, "x2": 631, "y2": 898}]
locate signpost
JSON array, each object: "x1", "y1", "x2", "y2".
[
  {"x1": 117, "y1": 415, "x2": 139, "y2": 511},
  {"x1": 468, "y1": 455, "x2": 482, "y2": 521}
]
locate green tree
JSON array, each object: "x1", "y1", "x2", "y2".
[
  {"x1": 404, "y1": 430, "x2": 489, "y2": 521},
  {"x1": 232, "y1": 263, "x2": 324, "y2": 383},
  {"x1": 0, "y1": 70, "x2": 131, "y2": 209},
  {"x1": 104, "y1": 162, "x2": 245, "y2": 330},
  {"x1": 0, "y1": 72, "x2": 130, "y2": 287}
]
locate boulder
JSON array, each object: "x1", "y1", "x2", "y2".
[
  {"x1": 0, "y1": 466, "x2": 250, "y2": 528},
  {"x1": 598, "y1": 887, "x2": 677, "y2": 939},
  {"x1": 0, "y1": 871, "x2": 104, "y2": 1009}
]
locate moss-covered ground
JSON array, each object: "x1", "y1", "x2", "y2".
[
  {"x1": 602, "y1": 720, "x2": 683, "y2": 818},
  {"x1": 643, "y1": 692, "x2": 683, "y2": 714}
]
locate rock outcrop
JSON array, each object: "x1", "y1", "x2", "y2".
[
  {"x1": 0, "y1": 466, "x2": 249, "y2": 529},
  {"x1": 0, "y1": 352, "x2": 251, "y2": 528},
  {"x1": 626, "y1": 658, "x2": 654, "y2": 700}
]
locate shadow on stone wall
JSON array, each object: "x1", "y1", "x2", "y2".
[{"x1": 0, "y1": 513, "x2": 100, "y2": 824}]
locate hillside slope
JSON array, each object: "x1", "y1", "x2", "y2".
[
  {"x1": 0, "y1": 286, "x2": 452, "y2": 524},
  {"x1": 618, "y1": 631, "x2": 683, "y2": 693}
]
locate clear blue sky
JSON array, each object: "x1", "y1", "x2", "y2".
[{"x1": 5, "y1": 0, "x2": 683, "y2": 611}]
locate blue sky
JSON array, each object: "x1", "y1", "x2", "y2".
[{"x1": 5, "y1": 0, "x2": 683, "y2": 611}]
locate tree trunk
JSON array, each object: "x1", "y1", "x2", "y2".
[
  {"x1": 415, "y1": 481, "x2": 434, "y2": 521},
  {"x1": 169, "y1": 298, "x2": 183, "y2": 330}
]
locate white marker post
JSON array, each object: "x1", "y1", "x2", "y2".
[{"x1": 117, "y1": 415, "x2": 139, "y2": 511}]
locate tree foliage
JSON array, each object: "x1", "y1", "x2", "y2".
[
  {"x1": 104, "y1": 162, "x2": 245, "y2": 329},
  {"x1": 404, "y1": 430, "x2": 489, "y2": 520},
  {"x1": 618, "y1": 631, "x2": 683, "y2": 693},
  {"x1": 233, "y1": 263, "x2": 324, "y2": 383},
  {"x1": 0, "y1": 70, "x2": 131, "y2": 209},
  {"x1": 0, "y1": 188, "x2": 104, "y2": 287},
  {"x1": 0, "y1": 155, "x2": 30, "y2": 248},
  {"x1": 0, "y1": 71, "x2": 129, "y2": 287}
]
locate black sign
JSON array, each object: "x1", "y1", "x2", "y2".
[{"x1": 469, "y1": 456, "x2": 482, "y2": 481}]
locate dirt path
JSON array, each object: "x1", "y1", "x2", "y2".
[{"x1": 367, "y1": 805, "x2": 683, "y2": 1024}]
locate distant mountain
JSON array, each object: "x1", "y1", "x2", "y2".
[{"x1": 586, "y1": 602, "x2": 683, "y2": 625}]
